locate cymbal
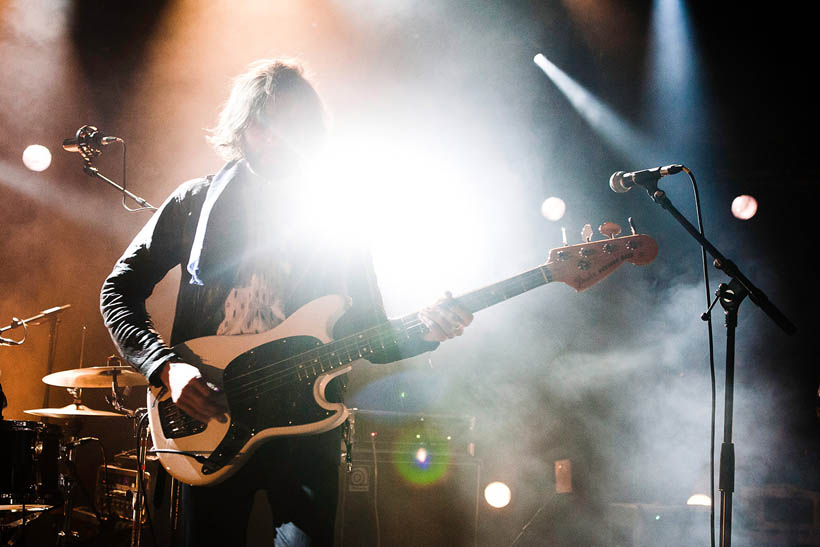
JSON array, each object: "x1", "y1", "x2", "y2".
[
  {"x1": 42, "y1": 366, "x2": 148, "y2": 388},
  {"x1": 24, "y1": 403, "x2": 128, "y2": 419}
]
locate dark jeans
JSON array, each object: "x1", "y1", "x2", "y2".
[{"x1": 180, "y1": 429, "x2": 341, "y2": 547}]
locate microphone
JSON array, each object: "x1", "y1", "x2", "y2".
[
  {"x1": 609, "y1": 164, "x2": 684, "y2": 193},
  {"x1": 62, "y1": 125, "x2": 122, "y2": 154}
]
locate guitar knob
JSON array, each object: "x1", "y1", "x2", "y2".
[
  {"x1": 599, "y1": 221, "x2": 622, "y2": 239},
  {"x1": 581, "y1": 224, "x2": 594, "y2": 243}
]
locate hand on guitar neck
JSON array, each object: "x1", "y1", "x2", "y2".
[
  {"x1": 418, "y1": 291, "x2": 474, "y2": 342},
  {"x1": 158, "y1": 292, "x2": 472, "y2": 423}
]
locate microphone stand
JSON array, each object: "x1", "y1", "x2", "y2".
[
  {"x1": 82, "y1": 163, "x2": 155, "y2": 211},
  {"x1": 65, "y1": 126, "x2": 156, "y2": 211},
  {"x1": 636, "y1": 174, "x2": 796, "y2": 547}
]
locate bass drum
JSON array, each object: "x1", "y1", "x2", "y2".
[{"x1": 0, "y1": 420, "x2": 62, "y2": 511}]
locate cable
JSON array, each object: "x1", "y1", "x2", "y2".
[
  {"x1": 138, "y1": 455, "x2": 160, "y2": 547},
  {"x1": 370, "y1": 434, "x2": 381, "y2": 547},
  {"x1": 91, "y1": 438, "x2": 110, "y2": 519},
  {"x1": 115, "y1": 139, "x2": 153, "y2": 213},
  {"x1": 135, "y1": 411, "x2": 160, "y2": 547},
  {"x1": 682, "y1": 166, "x2": 717, "y2": 547}
]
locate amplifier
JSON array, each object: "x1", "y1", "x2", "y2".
[
  {"x1": 95, "y1": 464, "x2": 151, "y2": 523},
  {"x1": 336, "y1": 409, "x2": 480, "y2": 547},
  {"x1": 343, "y1": 408, "x2": 476, "y2": 462}
]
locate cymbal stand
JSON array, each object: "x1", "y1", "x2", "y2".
[
  {"x1": 131, "y1": 408, "x2": 150, "y2": 547},
  {"x1": 102, "y1": 371, "x2": 149, "y2": 547},
  {"x1": 42, "y1": 315, "x2": 62, "y2": 409},
  {"x1": 57, "y1": 433, "x2": 80, "y2": 545}
]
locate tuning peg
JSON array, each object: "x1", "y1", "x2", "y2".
[
  {"x1": 598, "y1": 221, "x2": 622, "y2": 239},
  {"x1": 628, "y1": 217, "x2": 638, "y2": 235},
  {"x1": 561, "y1": 227, "x2": 568, "y2": 246},
  {"x1": 581, "y1": 224, "x2": 593, "y2": 243}
]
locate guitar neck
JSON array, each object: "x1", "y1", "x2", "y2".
[
  {"x1": 394, "y1": 264, "x2": 553, "y2": 335},
  {"x1": 314, "y1": 231, "x2": 659, "y2": 366},
  {"x1": 452, "y1": 264, "x2": 553, "y2": 314}
]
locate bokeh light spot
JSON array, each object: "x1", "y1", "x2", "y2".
[
  {"x1": 686, "y1": 494, "x2": 712, "y2": 506},
  {"x1": 731, "y1": 194, "x2": 757, "y2": 220},
  {"x1": 541, "y1": 196, "x2": 566, "y2": 221},
  {"x1": 22, "y1": 144, "x2": 52, "y2": 172},
  {"x1": 484, "y1": 481, "x2": 512, "y2": 508}
]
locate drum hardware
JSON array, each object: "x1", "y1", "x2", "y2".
[
  {"x1": 42, "y1": 363, "x2": 149, "y2": 390},
  {"x1": 56, "y1": 434, "x2": 82, "y2": 545},
  {"x1": 11, "y1": 360, "x2": 152, "y2": 544},
  {"x1": 25, "y1": 386, "x2": 129, "y2": 420},
  {"x1": 43, "y1": 358, "x2": 155, "y2": 547},
  {"x1": 1, "y1": 419, "x2": 63, "y2": 544},
  {"x1": 129, "y1": 408, "x2": 151, "y2": 547},
  {"x1": 0, "y1": 305, "x2": 71, "y2": 410}
]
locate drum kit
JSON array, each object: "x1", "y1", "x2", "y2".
[{"x1": 1, "y1": 358, "x2": 154, "y2": 546}]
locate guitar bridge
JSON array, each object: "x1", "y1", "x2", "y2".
[{"x1": 158, "y1": 399, "x2": 207, "y2": 439}]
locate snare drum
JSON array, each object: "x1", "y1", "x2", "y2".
[{"x1": 0, "y1": 420, "x2": 62, "y2": 510}]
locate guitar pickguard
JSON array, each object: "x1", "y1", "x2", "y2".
[{"x1": 200, "y1": 335, "x2": 336, "y2": 475}]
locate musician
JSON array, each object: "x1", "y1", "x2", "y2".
[{"x1": 100, "y1": 59, "x2": 472, "y2": 546}]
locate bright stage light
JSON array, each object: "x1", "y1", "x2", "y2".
[
  {"x1": 731, "y1": 195, "x2": 758, "y2": 220},
  {"x1": 300, "y1": 130, "x2": 492, "y2": 306},
  {"x1": 540, "y1": 196, "x2": 566, "y2": 221},
  {"x1": 686, "y1": 494, "x2": 712, "y2": 506},
  {"x1": 533, "y1": 53, "x2": 657, "y2": 164},
  {"x1": 484, "y1": 481, "x2": 511, "y2": 509},
  {"x1": 22, "y1": 144, "x2": 52, "y2": 172}
]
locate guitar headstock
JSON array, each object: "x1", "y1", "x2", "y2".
[{"x1": 546, "y1": 221, "x2": 658, "y2": 292}]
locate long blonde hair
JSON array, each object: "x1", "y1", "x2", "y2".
[{"x1": 207, "y1": 59, "x2": 326, "y2": 161}]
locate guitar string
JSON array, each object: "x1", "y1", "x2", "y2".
[
  {"x1": 223, "y1": 263, "x2": 551, "y2": 387},
  {"x1": 225, "y1": 327, "x2": 434, "y2": 405},
  {"x1": 221, "y1": 317, "x2": 425, "y2": 402},
  {"x1": 220, "y1": 266, "x2": 544, "y2": 392},
  {"x1": 187, "y1": 237, "x2": 635, "y2": 403},
  {"x1": 222, "y1": 268, "x2": 552, "y2": 403},
  {"x1": 221, "y1": 268, "x2": 551, "y2": 404}
]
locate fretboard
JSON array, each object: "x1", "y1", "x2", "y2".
[
  {"x1": 301, "y1": 264, "x2": 554, "y2": 374},
  {"x1": 227, "y1": 264, "x2": 554, "y2": 400}
]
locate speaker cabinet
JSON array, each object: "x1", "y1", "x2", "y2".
[{"x1": 335, "y1": 410, "x2": 480, "y2": 547}]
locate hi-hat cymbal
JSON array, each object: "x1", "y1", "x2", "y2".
[
  {"x1": 24, "y1": 403, "x2": 128, "y2": 419},
  {"x1": 42, "y1": 366, "x2": 148, "y2": 388}
]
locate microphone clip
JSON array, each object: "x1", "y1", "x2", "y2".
[{"x1": 63, "y1": 125, "x2": 120, "y2": 163}]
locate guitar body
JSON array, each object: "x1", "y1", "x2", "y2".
[{"x1": 147, "y1": 295, "x2": 355, "y2": 486}]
